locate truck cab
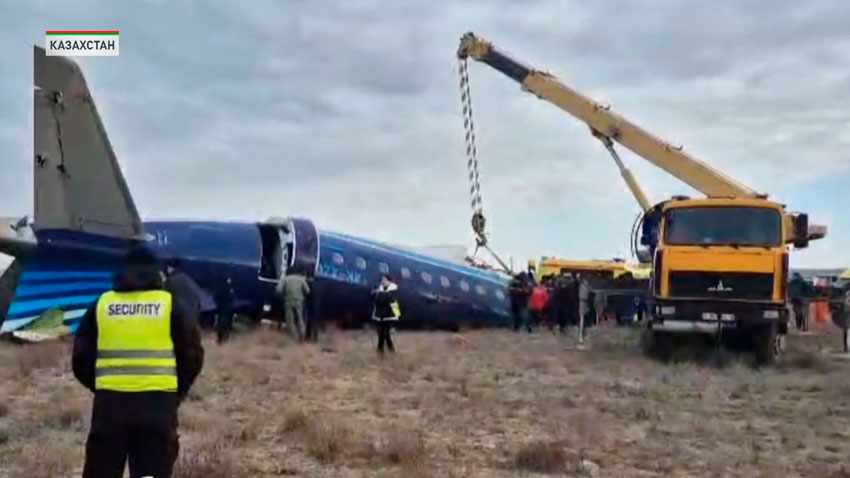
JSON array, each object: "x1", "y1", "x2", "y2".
[{"x1": 641, "y1": 197, "x2": 793, "y2": 362}]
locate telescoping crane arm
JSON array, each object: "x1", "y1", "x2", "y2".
[
  {"x1": 457, "y1": 32, "x2": 761, "y2": 200},
  {"x1": 457, "y1": 32, "x2": 826, "y2": 243}
]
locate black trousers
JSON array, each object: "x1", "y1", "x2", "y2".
[
  {"x1": 305, "y1": 307, "x2": 319, "y2": 342},
  {"x1": 512, "y1": 305, "x2": 522, "y2": 330},
  {"x1": 553, "y1": 301, "x2": 570, "y2": 330},
  {"x1": 375, "y1": 321, "x2": 395, "y2": 353},
  {"x1": 216, "y1": 312, "x2": 233, "y2": 344},
  {"x1": 83, "y1": 392, "x2": 180, "y2": 478},
  {"x1": 511, "y1": 306, "x2": 532, "y2": 332},
  {"x1": 793, "y1": 301, "x2": 806, "y2": 331}
]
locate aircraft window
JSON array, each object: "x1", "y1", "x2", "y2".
[
  {"x1": 440, "y1": 276, "x2": 451, "y2": 288},
  {"x1": 476, "y1": 284, "x2": 487, "y2": 295},
  {"x1": 401, "y1": 267, "x2": 411, "y2": 279},
  {"x1": 421, "y1": 272, "x2": 433, "y2": 284},
  {"x1": 379, "y1": 263, "x2": 389, "y2": 274},
  {"x1": 459, "y1": 280, "x2": 470, "y2": 292},
  {"x1": 332, "y1": 253, "x2": 344, "y2": 265},
  {"x1": 495, "y1": 290, "x2": 506, "y2": 301},
  {"x1": 355, "y1": 257, "x2": 367, "y2": 270}
]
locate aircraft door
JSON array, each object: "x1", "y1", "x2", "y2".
[
  {"x1": 288, "y1": 217, "x2": 319, "y2": 278},
  {"x1": 257, "y1": 219, "x2": 291, "y2": 281}
]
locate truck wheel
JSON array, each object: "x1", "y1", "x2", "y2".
[
  {"x1": 642, "y1": 328, "x2": 673, "y2": 361},
  {"x1": 754, "y1": 323, "x2": 780, "y2": 366}
]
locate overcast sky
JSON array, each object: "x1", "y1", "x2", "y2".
[{"x1": 0, "y1": 0, "x2": 847, "y2": 268}]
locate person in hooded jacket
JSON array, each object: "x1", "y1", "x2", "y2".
[
  {"x1": 552, "y1": 273, "x2": 574, "y2": 333},
  {"x1": 508, "y1": 273, "x2": 532, "y2": 332},
  {"x1": 371, "y1": 274, "x2": 400, "y2": 354},
  {"x1": 214, "y1": 276, "x2": 235, "y2": 344},
  {"x1": 789, "y1": 272, "x2": 808, "y2": 331},
  {"x1": 72, "y1": 246, "x2": 204, "y2": 478},
  {"x1": 304, "y1": 275, "x2": 321, "y2": 342},
  {"x1": 164, "y1": 258, "x2": 202, "y2": 322}
]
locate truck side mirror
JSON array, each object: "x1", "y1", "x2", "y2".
[
  {"x1": 793, "y1": 213, "x2": 809, "y2": 249},
  {"x1": 636, "y1": 248, "x2": 652, "y2": 264},
  {"x1": 640, "y1": 208, "x2": 662, "y2": 248}
]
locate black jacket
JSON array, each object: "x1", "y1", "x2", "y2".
[
  {"x1": 165, "y1": 270, "x2": 203, "y2": 319},
  {"x1": 371, "y1": 282, "x2": 399, "y2": 320},
  {"x1": 72, "y1": 263, "x2": 204, "y2": 399},
  {"x1": 508, "y1": 276, "x2": 531, "y2": 308},
  {"x1": 307, "y1": 277, "x2": 321, "y2": 320},
  {"x1": 215, "y1": 280, "x2": 234, "y2": 315}
]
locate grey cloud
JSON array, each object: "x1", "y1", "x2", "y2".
[{"x1": 0, "y1": 0, "x2": 847, "y2": 266}]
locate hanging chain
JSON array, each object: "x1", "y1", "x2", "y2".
[{"x1": 458, "y1": 58, "x2": 487, "y2": 246}]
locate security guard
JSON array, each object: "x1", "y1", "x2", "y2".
[{"x1": 73, "y1": 247, "x2": 204, "y2": 478}]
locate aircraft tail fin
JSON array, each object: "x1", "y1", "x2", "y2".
[{"x1": 33, "y1": 46, "x2": 145, "y2": 240}]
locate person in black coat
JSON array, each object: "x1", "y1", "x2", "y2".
[
  {"x1": 508, "y1": 273, "x2": 531, "y2": 332},
  {"x1": 304, "y1": 276, "x2": 321, "y2": 342},
  {"x1": 371, "y1": 275, "x2": 399, "y2": 354},
  {"x1": 164, "y1": 259, "x2": 202, "y2": 322},
  {"x1": 552, "y1": 273, "x2": 574, "y2": 333},
  {"x1": 214, "y1": 276, "x2": 235, "y2": 344}
]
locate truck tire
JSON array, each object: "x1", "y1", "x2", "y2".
[
  {"x1": 642, "y1": 327, "x2": 673, "y2": 361},
  {"x1": 754, "y1": 323, "x2": 780, "y2": 366}
]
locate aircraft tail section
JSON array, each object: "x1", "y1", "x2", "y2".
[{"x1": 33, "y1": 46, "x2": 145, "y2": 240}]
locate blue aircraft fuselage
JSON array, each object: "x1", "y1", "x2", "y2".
[{"x1": 1, "y1": 218, "x2": 512, "y2": 334}]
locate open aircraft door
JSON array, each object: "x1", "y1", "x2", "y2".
[{"x1": 257, "y1": 217, "x2": 319, "y2": 282}]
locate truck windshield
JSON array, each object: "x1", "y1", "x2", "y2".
[{"x1": 664, "y1": 207, "x2": 782, "y2": 247}]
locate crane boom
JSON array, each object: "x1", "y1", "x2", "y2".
[{"x1": 457, "y1": 32, "x2": 762, "y2": 199}]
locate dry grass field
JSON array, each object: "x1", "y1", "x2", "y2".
[{"x1": 1, "y1": 324, "x2": 850, "y2": 477}]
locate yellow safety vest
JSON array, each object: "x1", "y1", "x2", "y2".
[{"x1": 95, "y1": 290, "x2": 177, "y2": 392}]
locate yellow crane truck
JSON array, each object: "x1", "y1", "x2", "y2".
[{"x1": 457, "y1": 32, "x2": 826, "y2": 363}]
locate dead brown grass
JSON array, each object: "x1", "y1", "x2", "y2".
[
  {"x1": 3, "y1": 325, "x2": 850, "y2": 477},
  {"x1": 0, "y1": 423, "x2": 11, "y2": 446},
  {"x1": 374, "y1": 426, "x2": 427, "y2": 466},
  {"x1": 778, "y1": 347, "x2": 838, "y2": 373},
  {"x1": 513, "y1": 440, "x2": 568, "y2": 473},
  {"x1": 7, "y1": 439, "x2": 77, "y2": 478},
  {"x1": 304, "y1": 418, "x2": 347, "y2": 463},
  {"x1": 172, "y1": 432, "x2": 246, "y2": 478},
  {"x1": 38, "y1": 401, "x2": 85, "y2": 431},
  {"x1": 279, "y1": 407, "x2": 311, "y2": 434},
  {"x1": 14, "y1": 341, "x2": 69, "y2": 378}
]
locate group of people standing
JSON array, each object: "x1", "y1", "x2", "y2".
[
  {"x1": 508, "y1": 269, "x2": 595, "y2": 333},
  {"x1": 273, "y1": 271, "x2": 400, "y2": 354},
  {"x1": 276, "y1": 270, "x2": 403, "y2": 354},
  {"x1": 182, "y1": 260, "x2": 397, "y2": 353},
  {"x1": 165, "y1": 262, "x2": 322, "y2": 345}
]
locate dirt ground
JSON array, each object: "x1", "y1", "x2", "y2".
[{"x1": 1, "y1": 323, "x2": 850, "y2": 478}]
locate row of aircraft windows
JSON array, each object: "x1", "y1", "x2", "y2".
[{"x1": 328, "y1": 252, "x2": 505, "y2": 300}]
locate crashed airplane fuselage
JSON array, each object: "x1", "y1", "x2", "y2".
[{"x1": 0, "y1": 47, "x2": 510, "y2": 337}]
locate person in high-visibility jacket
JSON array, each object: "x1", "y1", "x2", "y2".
[{"x1": 72, "y1": 247, "x2": 204, "y2": 478}]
